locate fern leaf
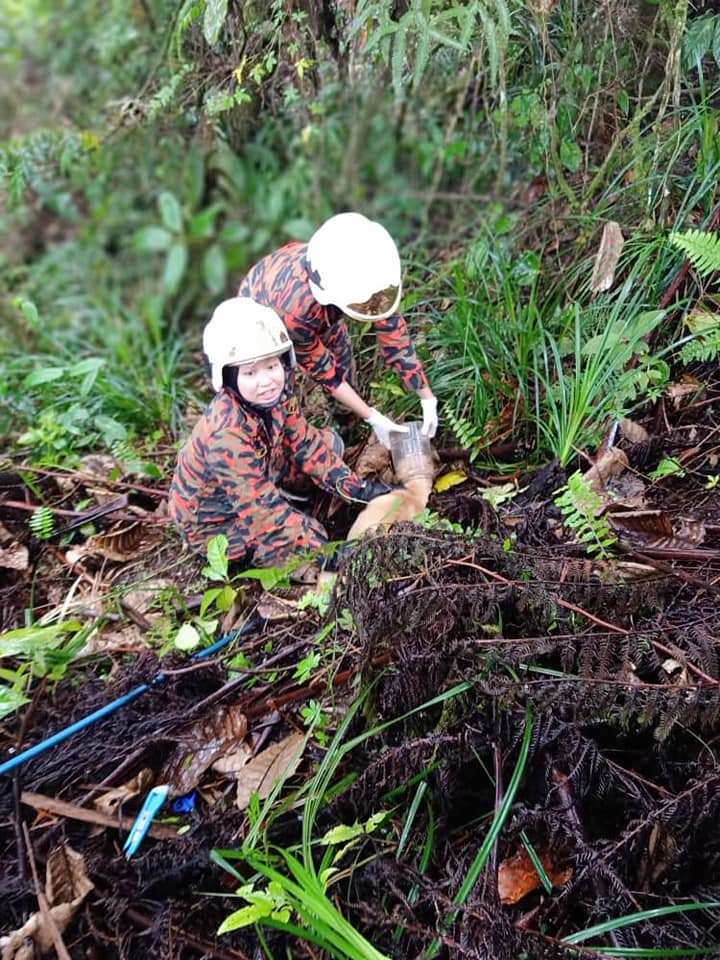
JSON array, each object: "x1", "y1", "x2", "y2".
[
  {"x1": 29, "y1": 506, "x2": 55, "y2": 541},
  {"x1": 669, "y1": 229, "x2": 720, "y2": 277},
  {"x1": 492, "y1": 0, "x2": 512, "y2": 40}
]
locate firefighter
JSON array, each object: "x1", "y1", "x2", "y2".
[
  {"x1": 168, "y1": 297, "x2": 393, "y2": 567},
  {"x1": 237, "y1": 211, "x2": 438, "y2": 448}
]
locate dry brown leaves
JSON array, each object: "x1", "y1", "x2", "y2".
[
  {"x1": 161, "y1": 704, "x2": 249, "y2": 797},
  {"x1": 0, "y1": 845, "x2": 93, "y2": 959},
  {"x1": 498, "y1": 846, "x2": 572, "y2": 905}
]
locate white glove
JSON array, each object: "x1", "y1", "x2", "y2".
[
  {"x1": 420, "y1": 396, "x2": 439, "y2": 438},
  {"x1": 364, "y1": 408, "x2": 409, "y2": 449}
]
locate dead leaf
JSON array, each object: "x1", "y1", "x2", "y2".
[
  {"x1": 0, "y1": 543, "x2": 29, "y2": 571},
  {"x1": 684, "y1": 298, "x2": 720, "y2": 334},
  {"x1": 661, "y1": 658, "x2": 688, "y2": 686},
  {"x1": 620, "y1": 418, "x2": 650, "y2": 444},
  {"x1": 583, "y1": 448, "x2": 629, "y2": 493},
  {"x1": 80, "y1": 623, "x2": 149, "y2": 656},
  {"x1": 608, "y1": 509, "x2": 674, "y2": 539},
  {"x1": 212, "y1": 741, "x2": 253, "y2": 774},
  {"x1": 235, "y1": 732, "x2": 305, "y2": 810},
  {"x1": 161, "y1": 705, "x2": 248, "y2": 797},
  {"x1": 498, "y1": 846, "x2": 572, "y2": 905},
  {"x1": 256, "y1": 593, "x2": 298, "y2": 621},
  {"x1": 666, "y1": 377, "x2": 702, "y2": 410},
  {"x1": 590, "y1": 221, "x2": 624, "y2": 293},
  {"x1": 122, "y1": 578, "x2": 174, "y2": 615},
  {"x1": 0, "y1": 521, "x2": 16, "y2": 545},
  {"x1": 46, "y1": 845, "x2": 94, "y2": 907},
  {"x1": 84, "y1": 522, "x2": 154, "y2": 562},
  {"x1": 673, "y1": 517, "x2": 706, "y2": 545},
  {"x1": 0, "y1": 845, "x2": 93, "y2": 958},
  {"x1": 93, "y1": 769, "x2": 155, "y2": 817}
]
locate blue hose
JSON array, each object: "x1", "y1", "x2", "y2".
[{"x1": 0, "y1": 614, "x2": 265, "y2": 778}]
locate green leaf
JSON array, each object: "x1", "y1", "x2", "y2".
[
  {"x1": 134, "y1": 225, "x2": 173, "y2": 252},
  {"x1": 189, "y1": 205, "x2": 221, "y2": 239},
  {"x1": 203, "y1": 0, "x2": 228, "y2": 46},
  {"x1": 320, "y1": 822, "x2": 365, "y2": 846},
  {"x1": 0, "y1": 685, "x2": 30, "y2": 721},
  {"x1": 158, "y1": 191, "x2": 183, "y2": 233},
  {"x1": 203, "y1": 534, "x2": 229, "y2": 581},
  {"x1": 17, "y1": 299, "x2": 40, "y2": 327},
  {"x1": 560, "y1": 138, "x2": 583, "y2": 172},
  {"x1": 564, "y1": 901, "x2": 720, "y2": 946},
  {"x1": 162, "y1": 242, "x2": 188, "y2": 292},
  {"x1": 669, "y1": 229, "x2": 720, "y2": 277},
  {"x1": 0, "y1": 621, "x2": 82, "y2": 658},
  {"x1": 174, "y1": 623, "x2": 201, "y2": 651},
  {"x1": 95, "y1": 415, "x2": 128, "y2": 444},
  {"x1": 24, "y1": 367, "x2": 66, "y2": 387},
  {"x1": 218, "y1": 900, "x2": 272, "y2": 933},
  {"x1": 202, "y1": 243, "x2": 227, "y2": 294}
]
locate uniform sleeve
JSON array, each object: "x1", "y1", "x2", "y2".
[
  {"x1": 373, "y1": 313, "x2": 429, "y2": 392},
  {"x1": 286, "y1": 302, "x2": 347, "y2": 391},
  {"x1": 238, "y1": 244, "x2": 347, "y2": 392},
  {"x1": 282, "y1": 397, "x2": 368, "y2": 500}
]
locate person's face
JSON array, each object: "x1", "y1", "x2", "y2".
[{"x1": 234, "y1": 355, "x2": 286, "y2": 405}]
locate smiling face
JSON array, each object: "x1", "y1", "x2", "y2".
[{"x1": 233, "y1": 354, "x2": 286, "y2": 406}]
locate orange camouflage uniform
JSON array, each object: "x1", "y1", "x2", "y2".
[
  {"x1": 168, "y1": 381, "x2": 368, "y2": 565},
  {"x1": 238, "y1": 241, "x2": 430, "y2": 394}
]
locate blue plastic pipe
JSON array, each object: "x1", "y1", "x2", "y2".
[{"x1": 0, "y1": 615, "x2": 265, "y2": 778}]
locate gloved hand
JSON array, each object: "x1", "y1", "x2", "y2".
[
  {"x1": 364, "y1": 408, "x2": 409, "y2": 449},
  {"x1": 356, "y1": 478, "x2": 399, "y2": 503},
  {"x1": 420, "y1": 396, "x2": 439, "y2": 438}
]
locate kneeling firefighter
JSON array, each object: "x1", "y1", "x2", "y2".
[{"x1": 168, "y1": 297, "x2": 393, "y2": 567}]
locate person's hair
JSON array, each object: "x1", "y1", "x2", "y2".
[{"x1": 221, "y1": 351, "x2": 292, "y2": 392}]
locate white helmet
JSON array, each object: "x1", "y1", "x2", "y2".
[
  {"x1": 306, "y1": 212, "x2": 402, "y2": 321},
  {"x1": 203, "y1": 297, "x2": 294, "y2": 392}
]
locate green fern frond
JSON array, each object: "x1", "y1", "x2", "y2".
[
  {"x1": 680, "y1": 326, "x2": 720, "y2": 364},
  {"x1": 444, "y1": 408, "x2": 484, "y2": 460},
  {"x1": 554, "y1": 472, "x2": 617, "y2": 558},
  {"x1": 110, "y1": 438, "x2": 136, "y2": 464},
  {"x1": 29, "y1": 506, "x2": 55, "y2": 541},
  {"x1": 669, "y1": 229, "x2": 720, "y2": 277}
]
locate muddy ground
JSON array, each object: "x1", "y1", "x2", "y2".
[{"x1": 2, "y1": 362, "x2": 720, "y2": 959}]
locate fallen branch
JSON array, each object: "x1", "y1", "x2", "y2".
[
  {"x1": 21, "y1": 821, "x2": 72, "y2": 960},
  {"x1": 20, "y1": 791, "x2": 179, "y2": 839}
]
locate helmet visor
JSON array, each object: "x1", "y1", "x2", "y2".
[{"x1": 345, "y1": 284, "x2": 401, "y2": 321}]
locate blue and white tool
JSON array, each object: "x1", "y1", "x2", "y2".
[{"x1": 122, "y1": 784, "x2": 170, "y2": 858}]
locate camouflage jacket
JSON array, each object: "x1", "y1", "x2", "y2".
[
  {"x1": 238, "y1": 241, "x2": 429, "y2": 392},
  {"x1": 168, "y1": 386, "x2": 367, "y2": 560}
]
